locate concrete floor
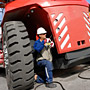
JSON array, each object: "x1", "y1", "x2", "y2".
[{"x1": 0, "y1": 64, "x2": 90, "y2": 90}]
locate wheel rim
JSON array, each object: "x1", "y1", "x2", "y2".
[{"x1": 3, "y1": 41, "x2": 9, "y2": 68}]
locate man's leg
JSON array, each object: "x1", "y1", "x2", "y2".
[
  {"x1": 37, "y1": 60, "x2": 53, "y2": 83},
  {"x1": 42, "y1": 60, "x2": 57, "y2": 88},
  {"x1": 36, "y1": 60, "x2": 46, "y2": 83},
  {"x1": 37, "y1": 60, "x2": 57, "y2": 88},
  {"x1": 44, "y1": 61, "x2": 53, "y2": 83},
  {"x1": 36, "y1": 75, "x2": 44, "y2": 83}
]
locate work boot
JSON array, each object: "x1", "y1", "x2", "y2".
[{"x1": 45, "y1": 83, "x2": 57, "y2": 88}]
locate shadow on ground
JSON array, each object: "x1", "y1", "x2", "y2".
[
  {"x1": 0, "y1": 67, "x2": 6, "y2": 77},
  {"x1": 53, "y1": 64, "x2": 90, "y2": 78}
]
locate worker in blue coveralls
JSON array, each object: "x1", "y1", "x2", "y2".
[{"x1": 34, "y1": 27, "x2": 57, "y2": 88}]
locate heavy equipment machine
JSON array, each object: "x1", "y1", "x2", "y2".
[{"x1": 0, "y1": 0, "x2": 90, "y2": 90}]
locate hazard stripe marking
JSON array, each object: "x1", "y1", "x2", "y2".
[
  {"x1": 56, "y1": 18, "x2": 66, "y2": 33},
  {"x1": 67, "y1": 43, "x2": 71, "y2": 48},
  {"x1": 83, "y1": 12, "x2": 88, "y2": 18},
  {"x1": 87, "y1": 31, "x2": 90, "y2": 36},
  {"x1": 83, "y1": 17, "x2": 90, "y2": 25},
  {"x1": 83, "y1": 12, "x2": 90, "y2": 41},
  {"x1": 51, "y1": 12, "x2": 71, "y2": 50},
  {"x1": 53, "y1": 13, "x2": 63, "y2": 26},
  {"x1": 61, "y1": 34, "x2": 70, "y2": 49},
  {"x1": 86, "y1": 24, "x2": 90, "y2": 31},
  {"x1": 56, "y1": 13, "x2": 63, "y2": 21},
  {"x1": 51, "y1": 14, "x2": 55, "y2": 18},
  {"x1": 58, "y1": 26, "x2": 68, "y2": 41}
]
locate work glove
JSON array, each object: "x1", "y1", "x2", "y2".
[{"x1": 44, "y1": 38, "x2": 54, "y2": 49}]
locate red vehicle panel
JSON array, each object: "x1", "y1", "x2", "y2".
[
  {"x1": 1, "y1": 0, "x2": 89, "y2": 54},
  {"x1": 45, "y1": 5, "x2": 90, "y2": 53},
  {"x1": 0, "y1": 0, "x2": 90, "y2": 90}
]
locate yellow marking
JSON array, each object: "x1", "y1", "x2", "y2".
[
  {"x1": 89, "y1": 12, "x2": 90, "y2": 16},
  {"x1": 46, "y1": 43, "x2": 51, "y2": 46}
]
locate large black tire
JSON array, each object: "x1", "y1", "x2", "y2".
[{"x1": 3, "y1": 21, "x2": 34, "y2": 90}]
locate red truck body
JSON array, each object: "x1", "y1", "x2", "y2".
[
  {"x1": 1, "y1": 0, "x2": 89, "y2": 54},
  {"x1": 0, "y1": 0, "x2": 90, "y2": 68},
  {"x1": 0, "y1": 0, "x2": 90, "y2": 90}
]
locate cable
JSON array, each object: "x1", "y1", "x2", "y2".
[
  {"x1": 34, "y1": 81, "x2": 66, "y2": 90},
  {"x1": 53, "y1": 81, "x2": 66, "y2": 90},
  {"x1": 34, "y1": 66, "x2": 90, "y2": 90},
  {"x1": 34, "y1": 83, "x2": 43, "y2": 90},
  {"x1": 78, "y1": 68, "x2": 90, "y2": 80}
]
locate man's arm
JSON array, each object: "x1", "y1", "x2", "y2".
[{"x1": 34, "y1": 41, "x2": 44, "y2": 53}]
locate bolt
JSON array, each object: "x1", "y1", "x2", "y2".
[
  {"x1": 31, "y1": 9, "x2": 34, "y2": 13},
  {"x1": 27, "y1": 14, "x2": 30, "y2": 18},
  {"x1": 58, "y1": 36, "x2": 61, "y2": 41}
]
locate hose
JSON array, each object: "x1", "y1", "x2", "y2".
[
  {"x1": 34, "y1": 66, "x2": 90, "y2": 90},
  {"x1": 78, "y1": 67, "x2": 90, "y2": 80}
]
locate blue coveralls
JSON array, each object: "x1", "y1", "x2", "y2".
[{"x1": 34, "y1": 39, "x2": 53, "y2": 83}]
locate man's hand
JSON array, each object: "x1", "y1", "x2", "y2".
[
  {"x1": 44, "y1": 38, "x2": 54, "y2": 48},
  {"x1": 44, "y1": 42, "x2": 51, "y2": 47}
]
